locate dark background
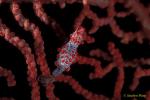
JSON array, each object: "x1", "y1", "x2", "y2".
[{"x1": 0, "y1": 1, "x2": 150, "y2": 100}]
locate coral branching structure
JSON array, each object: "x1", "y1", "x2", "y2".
[{"x1": 0, "y1": 0, "x2": 150, "y2": 100}]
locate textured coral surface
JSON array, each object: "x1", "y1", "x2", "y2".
[{"x1": 0, "y1": 0, "x2": 150, "y2": 100}]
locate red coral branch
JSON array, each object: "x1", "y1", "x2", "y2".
[{"x1": 0, "y1": 0, "x2": 150, "y2": 100}]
